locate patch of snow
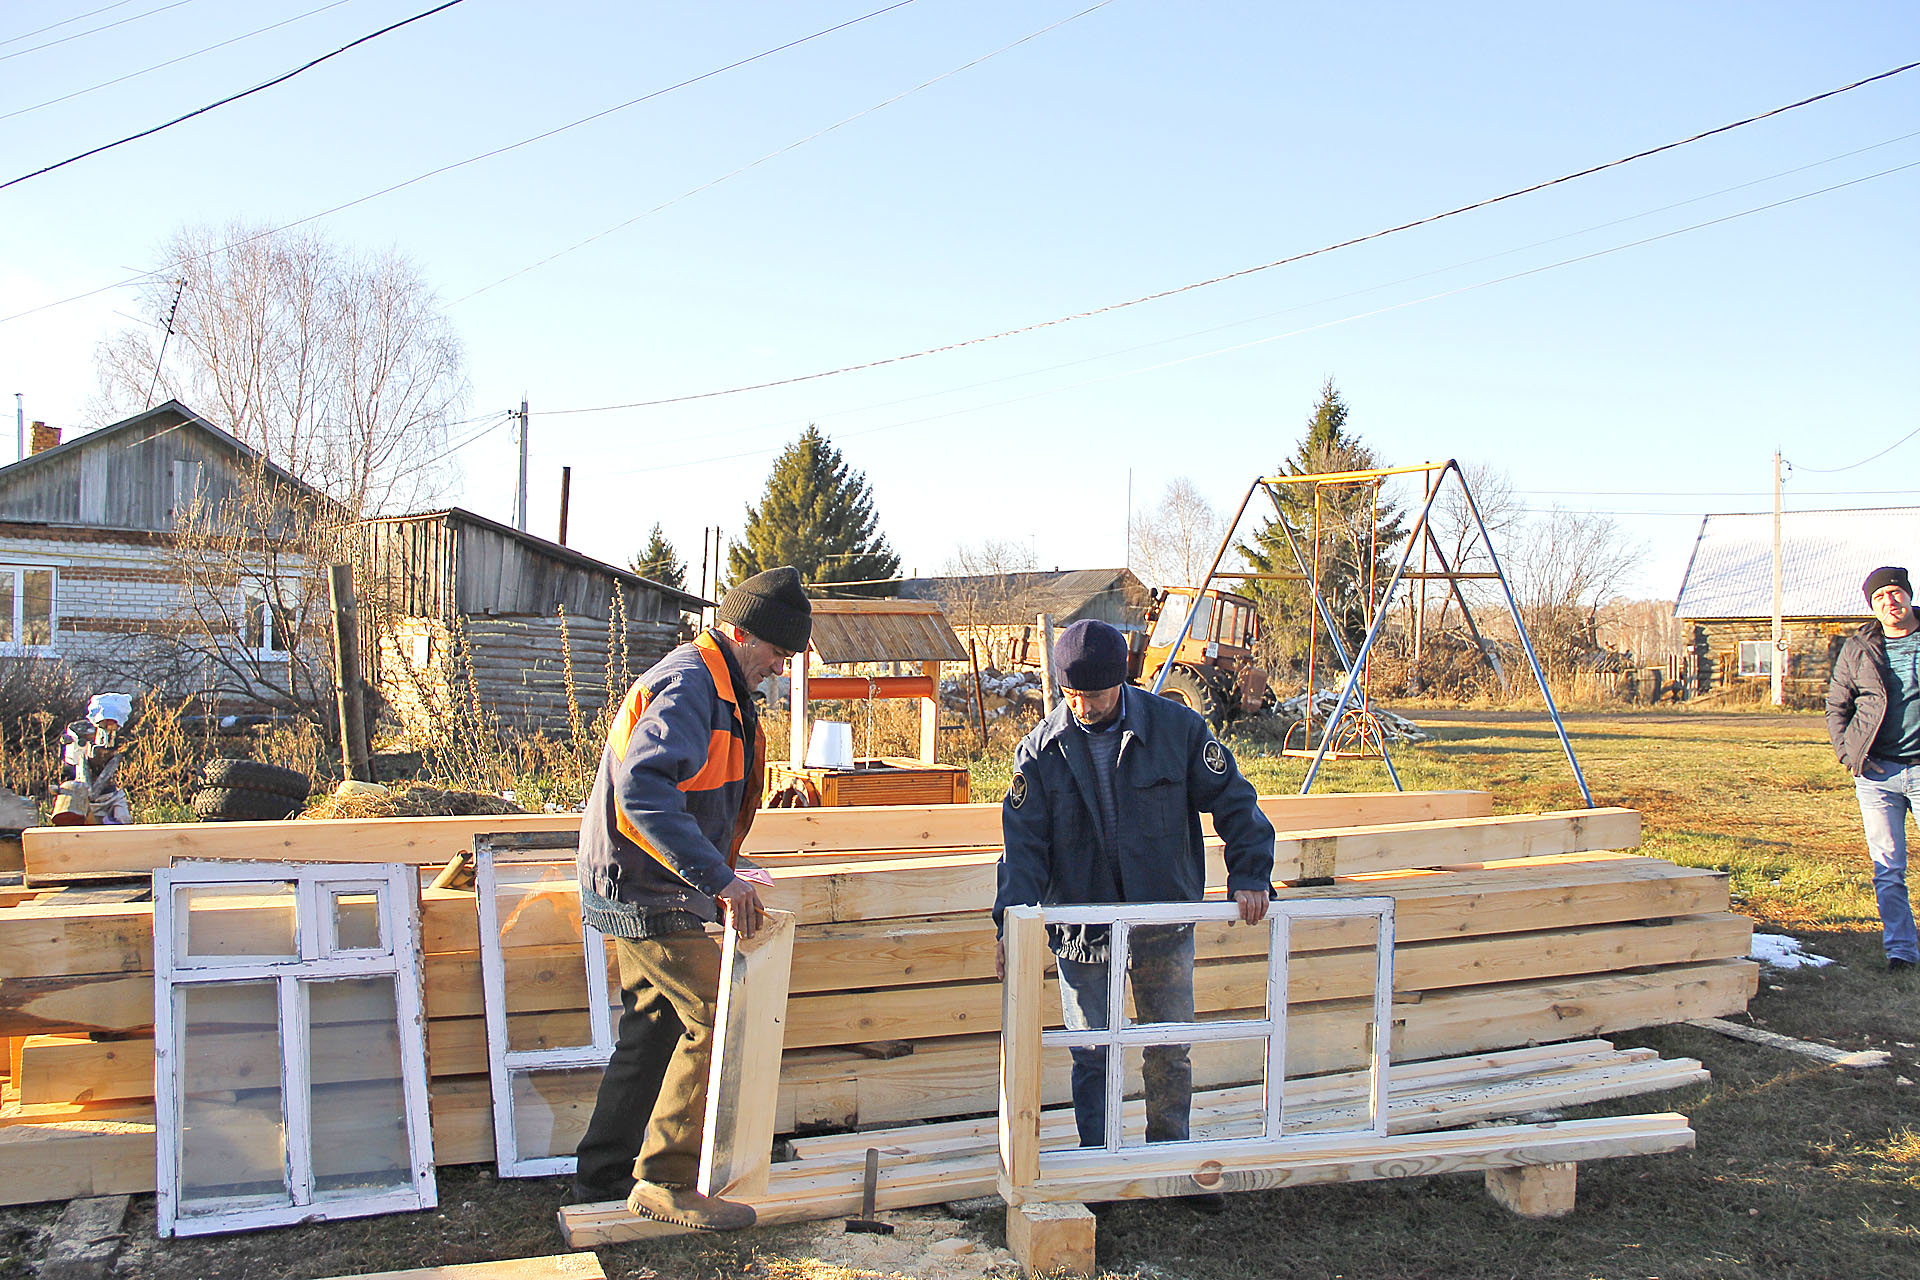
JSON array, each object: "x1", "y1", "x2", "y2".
[{"x1": 1750, "y1": 933, "x2": 1835, "y2": 970}]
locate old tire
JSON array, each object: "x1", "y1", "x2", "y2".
[
  {"x1": 191, "y1": 784, "x2": 304, "y2": 822},
  {"x1": 200, "y1": 757, "x2": 310, "y2": 799},
  {"x1": 1156, "y1": 667, "x2": 1224, "y2": 728}
]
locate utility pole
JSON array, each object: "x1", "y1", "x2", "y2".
[
  {"x1": 1771, "y1": 449, "x2": 1785, "y2": 708},
  {"x1": 13, "y1": 394, "x2": 21, "y2": 464},
  {"x1": 699, "y1": 525, "x2": 711, "y2": 624},
  {"x1": 515, "y1": 396, "x2": 529, "y2": 532},
  {"x1": 557, "y1": 466, "x2": 572, "y2": 545}
]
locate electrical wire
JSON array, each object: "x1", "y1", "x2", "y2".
[
  {"x1": 0, "y1": 0, "x2": 919, "y2": 322},
  {"x1": 0, "y1": 0, "x2": 355, "y2": 125},
  {"x1": 537, "y1": 57, "x2": 1920, "y2": 418},
  {"x1": 1790, "y1": 423, "x2": 1920, "y2": 474},
  {"x1": 1, "y1": 0, "x2": 466, "y2": 192},
  {"x1": 0, "y1": 0, "x2": 139, "y2": 48},
  {"x1": 452, "y1": 0, "x2": 1115, "y2": 305},
  {"x1": 0, "y1": 0, "x2": 198, "y2": 62},
  {"x1": 581, "y1": 153, "x2": 1920, "y2": 480}
]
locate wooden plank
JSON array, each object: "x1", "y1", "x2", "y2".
[
  {"x1": 1003, "y1": 1113, "x2": 1692, "y2": 1205},
  {"x1": 309, "y1": 1254, "x2": 605, "y2": 1280},
  {"x1": 998, "y1": 907, "x2": 1046, "y2": 1191},
  {"x1": 1007, "y1": 1202, "x2": 1095, "y2": 1278},
  {"x1": 20, "y1": 791, "x2": 1494, "y2": 883},
  {"x1": 698, "y1": 911, "x2": 796, "y2": 1199}
]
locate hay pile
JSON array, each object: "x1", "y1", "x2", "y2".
[{"x1": 299, "y1": 784, "x2": 527, "y2": 820}]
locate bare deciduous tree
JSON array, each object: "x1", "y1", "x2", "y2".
[
  {"x1": 1509, "y1": 506, "x2": 1645, "y2": 676},
  {"x1": 1130, "y1": 478, "x2": 1226, "y2": 588},
  {"x1": 937, "y1": 538, "x2": 1039, "y2": 635},
  {"x1": 1424, "y1": 461, "x2": 1523, "y2": 630},
  {"x1": 93, "y1": 222, "x2": 468, "y2": 516}
]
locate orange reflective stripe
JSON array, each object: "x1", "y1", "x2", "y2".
[
  {"x1": 679, "y1": 729, "x2": 743, "y2": 792},
  {"x1": 695, "y1": 631, "x2": 740, "y2": 711}
]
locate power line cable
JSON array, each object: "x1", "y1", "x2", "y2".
[
  {"x1": 0, "y1": 0, "x2": 197, "y2": 62},
  {"x1": 1789, "y1": 422, "x2": 1920, "y2": 474},
  {"x1": 452, "y1": 0, "x2": 1115, "y2": 305},
  {"x1": 0, "y1": 0, "x2": 919, "y2": 321},
  {"x1": 1, "y1": 0, "x2": 466, "y2": 192},
  {"x1": 581, "y1": 154, "x2": 1920, "y2": 479},
  {"x1": 537, "y1": 57, "x2": 1920, "y2": 418},
  {"x1": 0, "y1": 0, "x2": 139, "y2": 47},
  {"x1": 0, "y1": 0, "x2": 355, "y2": 125}
]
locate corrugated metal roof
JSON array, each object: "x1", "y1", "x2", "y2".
[
  {"x1": 809, "y1": 599, "x2": 970, "y2": 664},
  {"x1": 1673, "y1": 507, "x2": 1920, "y2": 619}
]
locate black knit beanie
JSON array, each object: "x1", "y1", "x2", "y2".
[
  {"x1": 718, "y1": 566, "x2": 813, "y2": 652},
  {"x1": 1863, "y1": 565, "x2": 1912, "y2": 603},
  {"x1": 1053, "y1": 619, "x2": 1128, "y2": 691}
]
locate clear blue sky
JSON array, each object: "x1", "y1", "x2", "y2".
[{"x1": 3, "y1": 1, "x2": 1916, "y2": 600}]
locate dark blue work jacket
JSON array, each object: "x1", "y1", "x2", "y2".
[{"x1": 993, "y1": 687, "x2": 1275, "y2": 960}]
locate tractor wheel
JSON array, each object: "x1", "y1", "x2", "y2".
[{"x1": 1156, "y1": 667, "x2": 1225, "y2": 728}]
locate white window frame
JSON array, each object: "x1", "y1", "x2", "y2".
[
  {"x1": 1013, "y1": 896, "x2": 1395, "y2": 1180},
  {"x1": 1737, "y1": 640, "x2": 1775, "y2": 677},
  {"x1": 152, "y1": 861, "x2": 436, "y2": 1236},
  {"x1": 240, "y1": 581, "x2": 289, "y2": 662},
  {"x1": 0, "y1": 562, "x2": 58, "y2": 655},
  {"x1": 474, "y1": 840, "x2": 618, "y2": 1178}
]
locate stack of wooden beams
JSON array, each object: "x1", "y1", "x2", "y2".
[{"x1": 0, "y1": 790, "x2": 1756, "y2": 1206}]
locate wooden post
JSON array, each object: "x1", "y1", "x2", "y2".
[
  {"x1": 968, "y1": 639, "x2": 989, "y2": 748},
  {"x1": 789, "y1": 646, "x2": 809, "y2": 768},
  {"x1": 698, "y1": 910, "x2": 797, "y2": 1199},
  {"x1": 998, "y1": 906, "x2": 1045, "y2": 1195},
  {"x1": 919, "y1": 661, "x2": 941, "y2": 764},
  {"x1": 558, "y1": 466, "x2": 572, "y2": 546},
  {"x1": 1037, "y1": 613, "x2": 1057, "y2": 714},
  {"x1": 327, "y1": 563, "x2": 370, "y2": 782}
]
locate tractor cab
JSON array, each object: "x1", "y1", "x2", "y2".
[{"x1": 1129, "y1": 587, "x2": 1269, "y2": 725}]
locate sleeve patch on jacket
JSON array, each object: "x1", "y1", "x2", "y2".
[
  {"x1": 1008, "y1": 772, "x2": 1028, "y2": 808},
  {"x1": 1203, "y1": 739, "x2": 1229, "y2": 775}
]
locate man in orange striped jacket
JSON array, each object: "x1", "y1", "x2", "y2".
[{"x1": 572, "y1": 566, "x2": 812, "y2": 1229}]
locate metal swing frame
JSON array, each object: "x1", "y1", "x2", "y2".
[{"x1": 1146, "y1": 459, "x2": 1591, "y2": 805}]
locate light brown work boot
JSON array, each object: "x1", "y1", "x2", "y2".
[{"x1": 625, "y1": 1180, "x2": 757, "y2": 1231}]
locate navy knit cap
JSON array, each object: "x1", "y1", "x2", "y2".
[
  {"x1": 1863, "y1": 565, "x2": 1912, "y2": 603},
  {"x1": 718, "y1": 566, "x2": 813, "y2": 652},
  {"x1": 1053, "y1": 619, "x2": 1128, "y2": 691}
]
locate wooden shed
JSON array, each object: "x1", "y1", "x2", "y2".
[
  {"x1": 895, "y1": 567, "x2": 1150, "y2": 668},
  {"x1": 358, "y1": 508, "x2": 706, "y2": 735},
  {"x1": 1673, "y1": 507, "x2": 1920, "y2": 699}
]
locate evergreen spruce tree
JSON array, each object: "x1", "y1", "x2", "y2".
[
  {"x1": 629, "y1": 523, "x2": 686, "y2": 591},
  {"x1": 1241, "y1": 379, "x2": 1404, "y2": 677},
  {"x1": 728, "y1": 427, "x2": 900, "y2": 593}
]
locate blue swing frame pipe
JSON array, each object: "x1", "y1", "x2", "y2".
[
  {"x1": 1458, "y1": 466, "x2": 1594, "y2": 807},
  {"x1": 1147, "y1": 478, "x2": 1263, "y2": 697},
  {"x1": 1265, "y1": 483, "x2": 1402, "y2": 791},
  {"x1": 1298, "y1": 473, "x2": 1448, "y2": 795}
]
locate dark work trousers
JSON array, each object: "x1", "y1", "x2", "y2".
[{"x1": 572, "y1": 928, "x2": 723, "y2": 1198}]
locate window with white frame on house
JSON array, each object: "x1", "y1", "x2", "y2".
[
  {"x1": 1737, "y1": 640, "x2": 1775, "y2": 677},
  {"x1": 242, "y1": 585, "x2": 287, "y2": 659},
  {"x1": 0, "y1": 565, "x2": 57, "y2": 652}
]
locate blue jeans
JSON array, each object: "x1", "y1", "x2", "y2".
[
  {"x1": 1055, "y1": 924, "x2": 1195, "y2": 1148},
  {"x1": 1853, "y1": 758, "x2": 1920, "y2": 963}
]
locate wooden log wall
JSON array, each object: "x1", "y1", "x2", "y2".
[{"x1": 0, "y1": 792, "x2": 1756, "y2": 1205}]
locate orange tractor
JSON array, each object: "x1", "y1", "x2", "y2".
[{"x1": 1128, "y1": 586, "x2": 1271, "y2": 729}]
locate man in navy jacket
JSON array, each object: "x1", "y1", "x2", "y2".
[{"x1": 994, "y1": 620, "x2": 1275, "y2": 1192}]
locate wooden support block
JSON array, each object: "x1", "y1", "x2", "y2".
[
  {"x1": 309, "y1": 1253, "x2": 605, "y2": 1280},
  {"x1": 699, "y1": 910, "x2": 796, "y2": 1199},
  {"x1": 1485, "y1": 1161, "x2": 1576, "y2": 1218},
  {"x1": 1006, "y1": 1201, "x2": 1095, "y2": 1278}
]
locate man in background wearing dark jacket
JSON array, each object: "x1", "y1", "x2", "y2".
[
  {"x1": 572, "y1": 567, "x2": 812, "y2": 1227},
  {"x1": 994, "y1": 620, "x2": 1275, "y2": 1208},
  {"x1": 1826, "y1": 564, "x2": 1920, "y2": 972}
]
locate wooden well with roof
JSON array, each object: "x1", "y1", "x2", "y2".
[{"x1": 771, "y1": 598, "x2": 973, "y2": 807}]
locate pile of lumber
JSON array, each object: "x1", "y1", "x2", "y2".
[{"x1": 0, "y1": 790, "x2": 1756, "y2": 1206}]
